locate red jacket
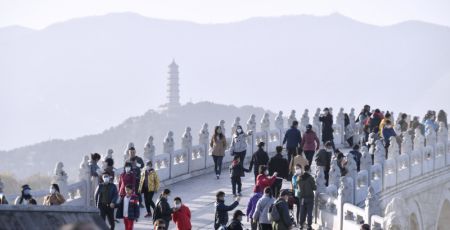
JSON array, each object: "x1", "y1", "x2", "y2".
[
  {"x1": 301, "y1": 131, "x2": 320, "y2": 151},
  {"x1": 254, "y1": 174, "x2": 277, "y2": 193},
  {"x1": 118, "y1": 171, "x2": 136, "y2": 197},
  {"x1": 172, "y1": 204, "x2": 191, "y2": 230}
]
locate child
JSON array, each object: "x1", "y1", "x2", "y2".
[
  {"x1": 116, "y1": 184, "x2": 140, "y2": 230},
  {"x1": 230, "y1": 155, "x2": 249, "y2": 197}
]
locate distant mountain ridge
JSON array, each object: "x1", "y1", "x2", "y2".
[{"x1": 1, "y1": 12, "x2": 449, "y2": 162}]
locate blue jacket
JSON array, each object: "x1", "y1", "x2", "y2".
[
  {"x1": 382, "y1": 128, "x2": 397, "y2": 144},
  {"x1": 116, "y1": 194, "x2": 140, "y2": 220},
  {"x1": 283, "y1": 127, "x2": 302, "y2": 149},
  {"x1": 215, "y1": 200, "x2": 239, "y2": 226},
  {"x1": 94, "y1": 183, "x2": 119, "y2": 208}
]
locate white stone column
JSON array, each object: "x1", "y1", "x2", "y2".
[{"x1": 143, "y1": 136, "x2": 155, "y2": 163}]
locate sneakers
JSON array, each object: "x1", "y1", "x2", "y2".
[
  {"x1": 233, "y1": 194, "x2": 237, "y2": 198},
  {"x1": 216, "y1": 175, "x2": 220, "y2": 180},
  {"x1": 144, "y1": 213, "x2": 152, "y2": 218},
  {"x1": 238, "y1": 192, "x2": 242, "y2": 197}
]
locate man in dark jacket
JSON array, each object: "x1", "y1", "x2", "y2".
[
  {"x1": 268, "y1": 146, "x2": 289, "y2": 198},
  {"x1": 248, "y1": 142, "x2": 269, "y2": 183},
  {"x1": 315, "y1": 141, "x2": 333, "y2": 186},
  {"x1": 227, "y1": 210, "x2": 245, "y2": 230},
  {"x1": 94, "y1": 173, "x2": 119, "y2": 230},
  {"x1": 298, "y1": 165, "x2": 316, "y2": 230},
  {"x1": 272, "y1": 189, "x2": 293, "y2": 229},
  {"x1": 319, "y1": 108, "x2": 335, "y2": 150},
  {"x1": 349, "y1": 144, "x2": 362, "y2": 172},
  {"x1": 153, "y1": 189, "x2": 173, "y2": 229},
  {"x1": 283, "y1": 121, "x2": 302, "y2": 164},
  {"x1": 214, "y1": 191, "x2": 240, "y2": 230}
]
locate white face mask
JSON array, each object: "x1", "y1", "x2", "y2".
[
  {"x1": 217, "y1": 129, "x2": 222, "y2": 134},
  {"x1": 264, "y1": 170, "x2": 269, "y2": 175},
  {"x1": 295, "y1": 169, "x2": 302, "y2": 175},
  {"x1": 125, "y1": 167, "x2": 131, "y2": 173},
  {"x1": 385, "y1": 125, "x2": 392, "y2": 129},
  {"x1": 237, "y1": 129, "x2": 242, "y2": 133},
  {"x1": 103, "y1": 176, "x2": 110, "y2": 183},
  {"x1": 50, "y1": 188, "x2": 56, "y2": 194},
  {"x1": 146, "y1": 166, "x2": 151, "y2": 171},
  {"x1": 175, "y1": 203, "x2": 181, "y2": 209},
  {"x1": 326, "y1": 148, "x2": 333, "y2": 152}
]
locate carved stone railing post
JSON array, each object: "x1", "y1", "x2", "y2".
[
  {"x1": 337, "y1": 176, "x2": 353, "y2": 230},
  {"x1": 52, "y1": 162, "x2": 68, "y2": 199},
  {"x1": 313, "y1": 108, "x2": 321, "y2": 139},
  {"x1": 275, "y1": 111, "x2": 284, "y2": 145},
  {"x1": 231, "y1": 117, "x2": 240, "y2": 137},
  {"x1": 247, "y1": 114, "x2": 256, "y2": 133},
  {"x1": 261, "y1": 112, "x2": 271, "y2": 152},
  {"x1": 143, "y1": 136, "x2": 155, "y2": 163},
  {"x1": 288, "y1": 110, "x2": 297, "y2": 128},
  {"x1": 105, "y1": 149, "x2": 113, "y2": 160},
  {"x1": 181, "y1": 127, "x2": 193, "y2": 172},
  {"x1": 365, "y1": 186, "x2": 380, "y2": 225},
  {"x1": 124, "y1": 142, "x2": 134, "y2": 163},
  {"x1": 163, "y1": 131, "x2": 175, "y2": 178},
  {"x1": 78, "y1": 156, "x2": 91, "y2": 207},
  {"x1": 300, "y1": 109, "x2": 309, "y2": 134},
  {"x1": 199, "y1": 123, "x2": 209, "y2": 169}
]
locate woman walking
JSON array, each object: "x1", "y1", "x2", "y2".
[{"x1": 210, "y1": 126, "x2": 227, "y2": 179}]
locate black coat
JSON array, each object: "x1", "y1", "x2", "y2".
[
  {"x1": 268, "y1": 154, "x2": 289, "y2": 179},
  {"x1": 248, "y1": 148, "x2": 269, "y2": 173},
  {"x1": 153, "y1": 196, "x2": 172, "y2": 222},
  {"x1": 319, "y1": 114, "x2": 334, "y2": 141},
  {"x1": 215, "y1": 200, "x2": 239, "y2": 226},
  {"x1": 227, "y1": 219, "x2": 244, "y2": 230},
  {"x1": 315, "y1": 149, "x2": 332, "y2": 168}
]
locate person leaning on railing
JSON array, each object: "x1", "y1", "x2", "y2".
[{"x1": 43, "y1": 183, "x2": 65, "y2": 206}]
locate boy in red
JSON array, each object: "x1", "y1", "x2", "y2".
[
  {"x1": 116, "y1": 184, "x2": 140, "y2": 230},
  {"x1": 172, "y1": 197, "x2": 191, "y2": 230}
]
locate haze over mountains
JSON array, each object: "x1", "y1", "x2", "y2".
[{"x1": 1, "y1": 12, "x2": 449, "y2": 178}]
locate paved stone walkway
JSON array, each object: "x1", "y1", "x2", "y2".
[{"x1": 115, "y1": 167, "x2": 293, "y2": 230}]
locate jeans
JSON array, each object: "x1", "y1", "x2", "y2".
[
  {"x1": 143, "y1": 190, "x2": 155, "y2": 214},
  {"x1": 99, "y1": 203, "x2": 115, "y2": 230},
  {"x1": 231, "y1": 176, "x2": 242, "y2": 194},
  {"x1": 212, "y1": 155, "x2": 224, "y2": 175},
  {"x1": 299, "y1": 197, "x2": 314, "y2": 227}
]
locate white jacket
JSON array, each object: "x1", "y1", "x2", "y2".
[
  {"x1": 230, "y1": 133, "x2": 248, "y2": 153},
  {"x1": 253, "y1": 195, "x2": 275, "y2": 224}
]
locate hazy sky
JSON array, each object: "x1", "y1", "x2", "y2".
[{"x1": 1, "y1": 0, "x2": 450, "y2": 29}]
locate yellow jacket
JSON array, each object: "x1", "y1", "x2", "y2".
[
  {"x1": 379, "y1": 118, "x2": 391, "y2": 137},
  {"x1": 138, "y1": 169, "x2": 160, "y2": 193}
]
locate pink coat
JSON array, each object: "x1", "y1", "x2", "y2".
[{"x1": 301, "y1": 131, "x2": 320, "y2": 151}]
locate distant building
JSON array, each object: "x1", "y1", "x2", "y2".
[{"x1": 161, "y1": 59, "x2": 181, "y2": 110}]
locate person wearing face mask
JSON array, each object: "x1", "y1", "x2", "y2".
[
  {"x1": 153, "y1": 189, "x2": 173, "y2": 229},
  {"x1": 214, "y1": 191, "x2": 240, "y2": 230},
  {"x1": 116, "y1": 184, "x2": 140, "y2": 230},
  {"x1": 255, "y1": 165, "x2": 278, "y2": 194},
  {"x1": 382, "y1": 120, "x2": 397, "y2": 158},
  {"x1": 14, "y1": 184, "x2": 37, "y2": 205},
  {"x1": 298, "y1": 165, "x2": 316, "y2": 230},
  {"x1": 210, "y1": 126, "x2": 227, "y2": 179},
  {"x1": 230, "y1": 125, "x2": 253, "y2": 169},
  {"x1": 119, "y1": 162, "x2": 136, "y2": 198},
  {"x1": 319, "y1": 108, "x2": 335, "y2": 151},
  {"x1": 138, "y1": 160, "x2": 160, "y2": 218},
  {"x1": 43, "y1": 183, "x2": 65, "y2": 205},
  {"x1": 291, "y1": 164, "x2": 303, "y2": 224},
  {"x1": 94, "y1": 172, "x2": 119, "y2": 230},
  {"x1": 171, "y1": 197, "x2": 191, "y2": 230},
  {"x1": 272, "y1": 189, "x2": 293, "y2": 230},
  {"x1": 227, "y1": 210, "x2": 246, "y2": 230},
  {"x1": 315, "y1": 141, "x2": 333, "y2": 186},
  {"x1": 246, "y1": 190, "x2": 262, "y2": 230}
]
